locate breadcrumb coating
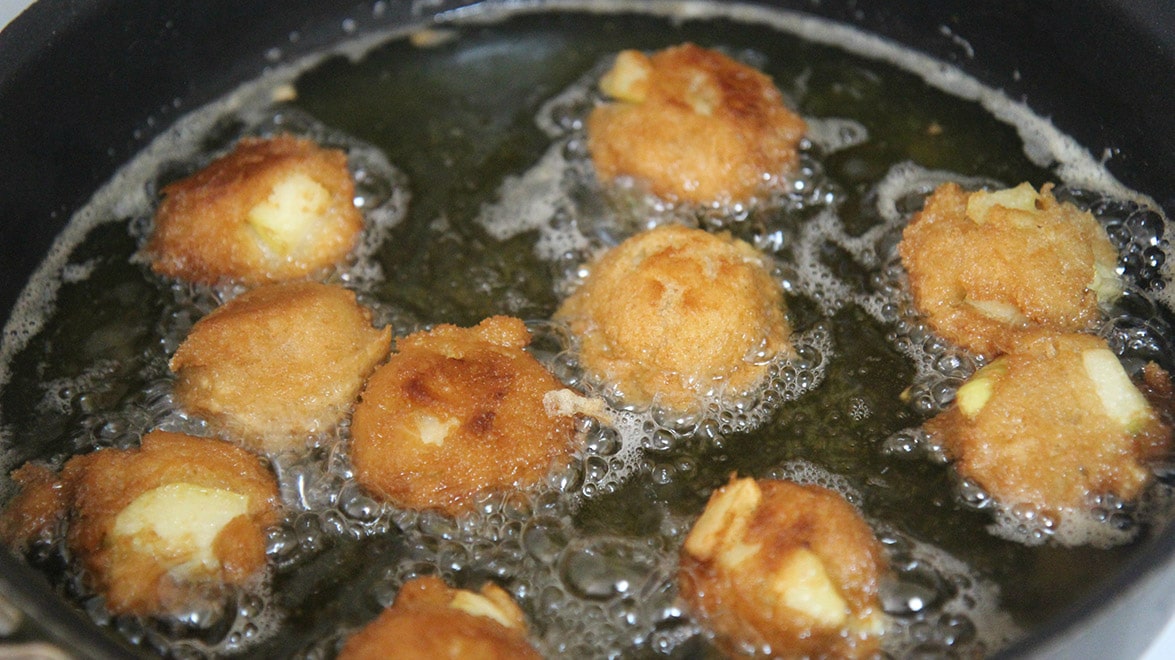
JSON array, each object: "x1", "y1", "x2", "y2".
[
  {"x1": 556, "y1": 224, "x2": 790, "y2": 414},
  {"x1": 351, "y1": 316, "x2": 580, "y2": 516},
  {"x1": 147, "y1": 134, "x2": 363, "y2": 285},
  {"x1": 588, "y1": 43, "x2": 806, "y2": 205},
  {"x1": 170, "y1": 281, "x2": 391, "y2": 453}
]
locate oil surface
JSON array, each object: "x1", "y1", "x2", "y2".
[{"x1": 1, "y1": 3, "x2": 1172, "y2": 659}]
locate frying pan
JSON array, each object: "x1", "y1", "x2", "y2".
[{"x1": 0, "y1": 1, "x2": 1172, "y2": 657}]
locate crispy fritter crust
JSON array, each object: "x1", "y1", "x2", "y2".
[
  {"x1": 0, "y1": 463, "x2": 66, "y2": 551},
  {"x1": 351, "y1": 316, "x2": 578, "y2": 516},
  {"x1": 1, "y1": 431, "x2": 280, "y2": 616},
  {"x1": 587, "y1": 43, "x2": 806, "y2": 205},
  {"x1": 147, "y1": 135, "x2": 363, "y2": 284},
  {"x1": 555, "y1": 224, "x2": 790, "y2": 413},
  {"x1": 927, "y1": 332, "x2": 1172, "y2": 516},
  {"x1": 339, "y1": 576, "x2": 540, "y2": 660},
  {"x1": 679, "y1": 477, "x2": 886, "y2": 658},
  {"x1": 898, "y1": 182, "x2": 1119, "y2": 357},
  {"x1": 170, "y1": 282, "x2": 391, "y2": 453}
]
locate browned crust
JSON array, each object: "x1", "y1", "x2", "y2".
[
  {"x1": 927, "y1": 332, "x2": 1173, "y2": 516},
  {"x1": 587, "y1": 43, "x2": 807, "y2": 205},
  {"x1": 147, "y1": 134, "x2": 363, "y2": 284},
  {"x1": 170, "y1": 281, "x2": 392, "y2": 453},
  {"x1": 2, "y1": 431, "x2": 280, "y2": 616},
  {"x1": 351, "y1": 316, "x2": 578, "y2": 516},
  {"x1": 0, "y1": 463, "x2": 67, "y2": 550},
  {"x1": 555, "y1": 224, "x2": 790, "y2": 413},
  {"x1": 678, "y1": 478, "x2": 886, "y2": 658},
  {"x1": 898, "y1": 182, "x2": 1117, "y2": 357},
  {"x1": 339, "y1": 576, "x2": 540, "y2": 660}
]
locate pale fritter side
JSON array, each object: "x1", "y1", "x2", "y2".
[
  {"x1": 350, "y1": 316, "x2": 580, "y2": 516},
  {"x1": 147, "y1": 134, "x2": 364, "y2": 285},
  {"x1": 339, "y1": 575, "x2": 541, "y2": 660},
  {"x1": 927, "y1": 332, "x2": 1172, "y2": 518},
  {"x1": 0, "y1": 431, "x2": 280, "y2": 616},
  {"x1": 898, "y1": 182, "x2": 1121, "y2": 357},
  {"x1": 555, "y1": 224, "x2": 791, "y2": 414},
  {"x1": 679, "y1": 477, "x2": 887, "y2": 658},
  {"x1": 587, "y1": 43, "x2": 807, "y2": 205},
  {"x1": 170, "y1": 282, "x2": 391, "y2": 453}
]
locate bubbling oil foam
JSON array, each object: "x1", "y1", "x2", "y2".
[
  {"x1": 1, "y1": 1, "x2": 1172, "y2": 657},
  {"x1": 868, "y1": 164, "x2": 1174, "y2": 548},
  {"x1": 486, "y1": 49, "x2": 845, "y2": 258}
]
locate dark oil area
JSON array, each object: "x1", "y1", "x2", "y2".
[
  {"x1": 0, "y1": 222, "x2": 168, "y2": 467},
  {"x1": 0, "y1": 7, "x2": 1158, "y2": 659}
]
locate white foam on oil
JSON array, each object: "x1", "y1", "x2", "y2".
[
  {"x1": 477, "y1": 139, "x2": 593, "y2": 261},
  {"x1": 804, "y1": 116, "x2": 870, "y2": 154},
  {"x1": 0, "y1": 16, "x2": 431, "y2": 440},
  {"x1": 1, "y1": 1, "x2": 1171, "y2": 657}
]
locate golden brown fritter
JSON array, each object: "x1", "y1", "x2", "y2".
[
  {"x1": 147, "y1": 134, "x2": 364, "y2": 285},
  {"x1": 170, "y1": 281, "x2": 391, "y2": 453},
  {"x1": 0, "y1": 431, "x2": 280, "y2": 616},
  {"x1": 0, "y1": 463, "x2": 66, "y2": 552},
  {"x1": 587, "y1": 43, "x2": 807, "y2": 206},
  {"x1": 339, "y1": 575, "x2": 541, "y2": 660},
  {"x1": 555, "y1": 224, "x2": 790, "y2": 414},
  {"x1": 927, "y1": 332, "x2": 1172, "y2": 519},
  {"x1": 899, "y1": 182, "x2": 1121, "y2": 357},
  {"x1": 351, "y1": 316, "x2": 586, "y2": 516},
  {"x1": 679, "y1": 477, "x2": 886, "y2": 658}
]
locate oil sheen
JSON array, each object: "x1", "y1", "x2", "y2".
[{"x1": 0, "y1": 2, "x2": 1172, "y2": 658}]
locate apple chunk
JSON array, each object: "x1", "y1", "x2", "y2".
[
  {"x1": 683, "y1": 477, "x2": 761, "y2": 561},
  {"x1": 770, "y1": 548, "x2": 849, "y2": 627},
  {"x1": 965, "y1": 182, "x2": 1040, "y2": 225},
  {"x1": 963, "y1": 297, "x2": 1028, "y2": 325},
  {"x1": 1082, "y1": 348, "x2": 1152, "y2": 432},
  {"x1": 449, "y1": 591, "x2": 519, "y2": 629},
  {"x1": 955, "y1": 359, "x2": 1008, "y2": 419},
  {"x1": 411, "y1": 413, "x2": 459, "y2": 447},
  {"x1": 600, "y1": 50, "x2": 652, "y2": 103},
  {"x1": 246, "y1": 171, "x2": 331, "y2": 255},
  {"x1": 112, "y1": 482, "x2": 250, "y2": 574},
  {"x1": 1089, "y1": 259, "x2": 1124, "y2": 306}
]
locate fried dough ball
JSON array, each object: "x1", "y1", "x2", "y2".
[
  {"x1": 899, "y1": 182, "x2": 1121, "y2": 356},
  {"x1": 679, "y1": 477, "x2": 887, "y2": 658},
  {"x1": 339, "y1": 575, "x2": 541, "y2": 660},
  {"x1": 587, "y1": 43, "x2": 807, "y2": 205},
  {"x1": 555, "y1": 224, "x2": 790, "y2": 414},
  {"x1": 351, "y1": 316, "x2": 589, "y2": 516},
  {"x1": 926, "y1": 332, "x2": 1172, "y2": 520},
  {"x1": 0, "y1": 431, "x2": 280, "y2": 616},
  {"x1": 170, "y1": 281, "x2": 391, "y2": 453},
  {"x1": 147, "y1": 134, "x2": 364, "y2": 285}
]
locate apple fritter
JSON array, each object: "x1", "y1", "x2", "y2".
[
  {"x1": 587, "y1": 43, "x2": 806, "y2": 206},
  {"x1": 147, "y1": 134, "x2": 363, "y2": 285},
  {"x1": 351, "y1": 316, "x2": 587, "y2": 516},
  {"x1": 170, "y1": 281, "x2": 391, "y2": 453},
  {"x1": 0, "y1": 431, "x2": 280, "y2": 616},
  {"x1": 928, "y1": 331, "x2": 1171, "y2": 520},
  {"x1": 339, "y1": 575, "x2": 540, "y2": 660},
  {"x1": 555, "y1": 224, "x2": 790, "y2": 414},
  {"x1": 679, "y1": 477, "x2": 887, "y2": 658},
  {"x1": 899, "y1": 182, "x2": 1121, "y2": 357}
]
